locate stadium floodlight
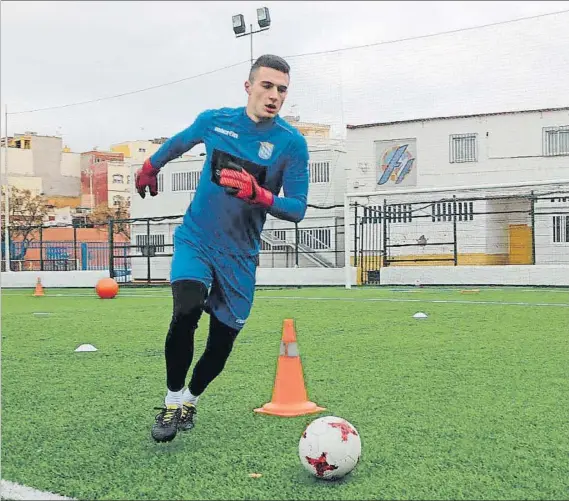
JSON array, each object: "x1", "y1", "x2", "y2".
[
  {"x1": 232, "y1": 8, "x2": 272, "y2": 65},
  {"x1": 256, "y1": 7, "x2": 270, "y2": 28},
  {"x1": 232, "y1": 14, "x2": 246, "y2": 35}
]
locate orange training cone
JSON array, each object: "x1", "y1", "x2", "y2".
[
  {"x1": 34, "y1": 277, "x2": 45, "y2": 297},
  {"x1": 254, "y1": 319, "x2": 325, "y2": 417}
]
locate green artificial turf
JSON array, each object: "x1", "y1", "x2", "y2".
[{"x1": 1, "y1": 286, "x2": 568, "y2": 500}]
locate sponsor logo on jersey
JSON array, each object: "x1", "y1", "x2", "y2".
[{"x1": 214, "y1": 126, "x2": 239, "y2": 139}]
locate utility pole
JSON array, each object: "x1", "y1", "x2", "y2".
[{"x1": 3, "y1": 104, "x2": 10, "y2": 272}]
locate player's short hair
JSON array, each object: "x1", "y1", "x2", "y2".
[{"x1": 249, "y1": 54, "x2": 290, "y2": 81}]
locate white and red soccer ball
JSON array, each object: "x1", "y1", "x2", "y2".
[{"x1": 298, "y1": 415, "x2": 361, "y2": 480}]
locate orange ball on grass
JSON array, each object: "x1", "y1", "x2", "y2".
[{"x1": 96, "y1": 277, "x2": 119, "y2": 299}]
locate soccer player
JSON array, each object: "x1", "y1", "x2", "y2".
[{"x1": 135, "y1": 54, "x2": 310, "y2": 443}]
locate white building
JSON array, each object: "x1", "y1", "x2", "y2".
[
  {"x1": 1, "y1": 132, "x2": 81, "y2": 196},
  {"x1": 128, "y1": 132, "x2": 347, "y2": 280},
  {"x1": 344, "y1": 107, "x2": 569, "y2": 279},
  {"x1": 107, "y1": 161, "x2": 131, "y2": 209}
]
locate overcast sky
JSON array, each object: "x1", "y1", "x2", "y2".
[{"x1": 1, "y1": 1, "x2": 569, "y2": 152}]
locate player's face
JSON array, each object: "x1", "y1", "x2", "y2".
[{"x1": 245, "y1": 66, "x2": 289, "y2": 122}]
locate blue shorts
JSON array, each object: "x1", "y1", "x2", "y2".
[{"x1": 170, "y1": 228, "x2": 258, "y2": 331}]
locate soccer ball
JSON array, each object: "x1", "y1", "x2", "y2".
[{"x1": 298, "y1": 415, "x2": 361, "y2": 480}]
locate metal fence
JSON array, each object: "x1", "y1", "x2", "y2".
[
  {"x1": 2, "y1": 193, "x2": 568, "y2": 286},
  {"x1": 1, "y1": 222, "x2": 130, "y2": 276},
  {"x1": 352, "y1": 190, "x2": 569, "y2": 284},
  {"x1": 107, "y1": 205, "x2": 345, "y2": 284}
]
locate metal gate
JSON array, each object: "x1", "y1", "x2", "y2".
[
  {"x1": 354, "y1": 204, "x2": 384, "y2": 285},
  {"x1": 354, "y1": 201, "x2": 459, "y2": 285}
]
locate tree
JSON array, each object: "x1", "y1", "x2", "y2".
[
  {"x1": 1, "y1": 186, "x2": 49, "y2": 266},
  {"x1": 88, "y1": 197, "x2": 130, "y2": 239}
]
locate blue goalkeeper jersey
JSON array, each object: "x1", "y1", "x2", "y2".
[{"x1": 149, "y1": 106, "x2": 310, "y2": 256}]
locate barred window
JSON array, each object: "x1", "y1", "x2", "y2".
[
  {"x1": 172, "y1": 171, "x2": 200, "y2": 192},
  {"x1": 552, "y1": 216, "x2": 569, "y2": 243},
  {"x1": 543, "y1": 126, "x2": 569, "y2": 156},
  {"x1": 136, "y1": 234, "x2": 165, "y2": 253},
  {"x1": 431, "y1": 201, "x2": 474, "y2": 222},
  {"x1": 309, "y1": 162, "x2": 330, "y2": 183},
  {"x1": 450, "y1": 133, "x2": 477, "y2": 163},
  {"x1": 298, "y1": 228, "x2": 331, "y2": 249},
  {"x1": 157, "y1": 173, "x2": 164, "y2": 192}
]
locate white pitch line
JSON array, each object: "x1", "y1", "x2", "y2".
[
  {"x1": 3, "y1": 292, "x2": 568, "y2": 307},
  {"x1": 256, "y1": 295, "x2": 569, "y2": 308},
  {"x1": 1, "y1": 480, "x2": 75, "y2": 500}
]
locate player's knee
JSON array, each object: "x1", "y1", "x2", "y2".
[
  {"x1": 171, "y1": 280, "x2": 208, "y2": 325},
  {"x1": 209, "y1": 313, "x2": 239, "y2": 355}
]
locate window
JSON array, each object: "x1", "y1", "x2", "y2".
[
  {"x1": 450, "y1": 133, "x2": 477, "y2": 163},
  {"x1": 136, "y1": 234, "x2": 165, "y2": 253},
  {"x1": 138, "y1": 148, "x2": 146, "y2": 153},
  {"x1": 112, "y1": 174, "x2": 124, "y2": 184},
  {"x1": 553, "y1": 216, "x2": 569, "y2": 243},
  {"x1": 309, "y1": 161, "x2": 330, "y2": 183},
  {"x1": 157, "y1": 173, "x2": 164, "y2": 192},
  {"x1": 298, "y1": 228, "x2": 331, "y2": 249},
  {"x1": 432, "y1": 201, "x2": 474, "y2": 222},
  {"x1": 543, "y1": 126, "x2": 569, "y2": 156},
  {"x1": 172, "y1": 171, "x2": 200, "y2": 192},
  {"x1": 112, "y1": 195, "x2": 123, "y2": 206}
]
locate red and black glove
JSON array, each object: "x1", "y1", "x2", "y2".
[
  {"x1": 219, "y1": 167, "x2": 274, "y2": 207},
  {"x1": 135, "y1": 158, "x2": 159, "y2": 198}
]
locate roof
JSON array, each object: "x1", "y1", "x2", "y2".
[{"x1": 346, "y1": 106, "x2": 569, "y2": 130}]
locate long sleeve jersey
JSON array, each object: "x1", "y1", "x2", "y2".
[{"x1": 149, "y1": 106, "x2": 310, "y2": 256}]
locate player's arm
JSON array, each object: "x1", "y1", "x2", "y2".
[
  {"x1": 135, "y1": 110, "x2": 211, "y2": 198},
  {"x1": 267, "y1": 136, "x2": 309, "y2": 223}
]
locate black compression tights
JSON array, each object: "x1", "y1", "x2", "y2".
[{"x1": 165, "y1": 280, "x2": 239, "y2": 396}]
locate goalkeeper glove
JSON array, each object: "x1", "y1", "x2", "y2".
[
  {"x1": 219, "y1": 167, "x2": 274, "y2": 208},
  {"x1": 135, "y1": 158, "x2": 159, "y2": 198}
]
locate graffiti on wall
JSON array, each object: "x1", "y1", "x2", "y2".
[{"x1": 375, "y1": 139, "x2": 417, "y2": 187}]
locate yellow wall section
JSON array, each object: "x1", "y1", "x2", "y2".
[
  {"x1": 508, "y1": 224, "x2": 533, "y2": 265},
  {"x1": 111, "y1": 144, "x2": 131, "y2": 157},
  {"x1": 353, "y1": 253, "x2": 513, "y2": 284}
]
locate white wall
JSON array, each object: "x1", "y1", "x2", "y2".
[
  {"x1": 6, "y1": 266, "x2": 565, "y2": 288},
  {"x1": 107, "y1": 161, "x2": 131, "y2": 208},
  {"x1": 60, "y1": 152, "x2": 81, "y2": 177},
  {"x1": 1, "y1": 270, "x2": 109, "y2": 288},
  {"x1": 130, "y1": 157, "x2": 202, "y2": 219},
  {"x1": 345, "y1": 108, "x2": 569, "y2": 192},
  {"x1": 303, "y1": 146, "x2": 346, "y2": 208},
  {"x1": 378, "y1": 265, "x2": 569, "y2": 287},
  {"x1": 256, "y1": 267, "x2": 356, "y2": 286},
  {"x1": 1, "y1": 147, "x2": 34, "y2": 175}
]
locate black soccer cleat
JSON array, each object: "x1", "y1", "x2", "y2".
[
  {"x1": 151, "y1": 405, "x2": 182, "y2": 442},
  {"x1": 178, "y1": 402, "x2": 197, "y2": 431}
]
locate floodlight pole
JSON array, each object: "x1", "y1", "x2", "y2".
[{"x1": 235, "y1": 24, "x2": 270, "y2": 65}]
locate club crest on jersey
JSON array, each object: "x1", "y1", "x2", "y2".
[{"x1": 258, "y1": 142, "x2": 274, "y2": 160}]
